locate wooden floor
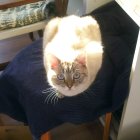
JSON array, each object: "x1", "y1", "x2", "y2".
[
  {"x1": 50, "y1": 121, "x2": 103, "y2": 140},
  {"x1": 0, "y1": 34, "x2": 104, "y2": 140},
  {"x1": 0, "y1": 115, "x2": 103, "y2": 140},
  {"x1": 0, "y1": 114, "x2": 104, "y2": 140}
]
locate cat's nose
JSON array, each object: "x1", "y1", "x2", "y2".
[
  {"x1": 68, "y1": 85, "x2": 72, "y2": 90},
  {"x1": 66, "y1": 83, "x2": 73, "y2": 90},
  {"x1": 65, "y1": 78, "x2": 73, "y2": 90}
]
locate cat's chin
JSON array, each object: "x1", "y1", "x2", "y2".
[{"x1": 54, "y1": 84, "x2": 90, "y2": 97}]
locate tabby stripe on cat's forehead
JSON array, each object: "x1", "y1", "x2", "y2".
[{"x1": 61, "y1": 62, "x2": 75, "y2": 72}]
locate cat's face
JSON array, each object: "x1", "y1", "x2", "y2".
[{"x1": 47, "y1": 54, "x2": 89, "y2": 97}]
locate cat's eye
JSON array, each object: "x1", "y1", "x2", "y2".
[
  {"x1": 73, "y1": 72, "x2": 80, "y2": 79},
  {"x1": 57, "y1": 74, "x2": 64, "y2": 80}
]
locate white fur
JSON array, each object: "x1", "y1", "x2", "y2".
[{"x1": 43, "y1": 15, "x2": 103, "y2": 97}]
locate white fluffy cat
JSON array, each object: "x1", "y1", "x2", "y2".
[{"x1": 43, "y1": 15, "x2": 103, "y2": 98}]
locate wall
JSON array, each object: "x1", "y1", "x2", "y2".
[
  {"x1": 67, "y1": 0, "x2": 113, "y2": 15},
  {"x1": 83, "y1": 0, "x2": 112, "y2": 13},
  {"x1": 67, "y1": 0, "x2": 85, "y2": 16}
]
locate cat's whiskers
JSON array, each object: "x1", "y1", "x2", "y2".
[
  {"x1": 42, "y1": 87, "x2": 55, "y2": 94},
  {"x1": 46, "y1": 92, "x2": 55, "y2": 104},
  {"x1": 51, "y1": 93, "x2": 59, "y2": 104},
  {"x1": 42, "y1": 87, "x2": 59, "y2": 104}
]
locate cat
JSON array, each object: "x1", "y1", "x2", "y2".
[{"x1": 43, "y1": 15, "x2": 103, "y2": 99}]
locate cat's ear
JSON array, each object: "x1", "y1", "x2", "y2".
[
  {"x1": 47, "y1": 54, "x2": 60, "y2": 70},
  {"x1": 76, "y1": 53, "x2": 86, "y2": 67}
]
